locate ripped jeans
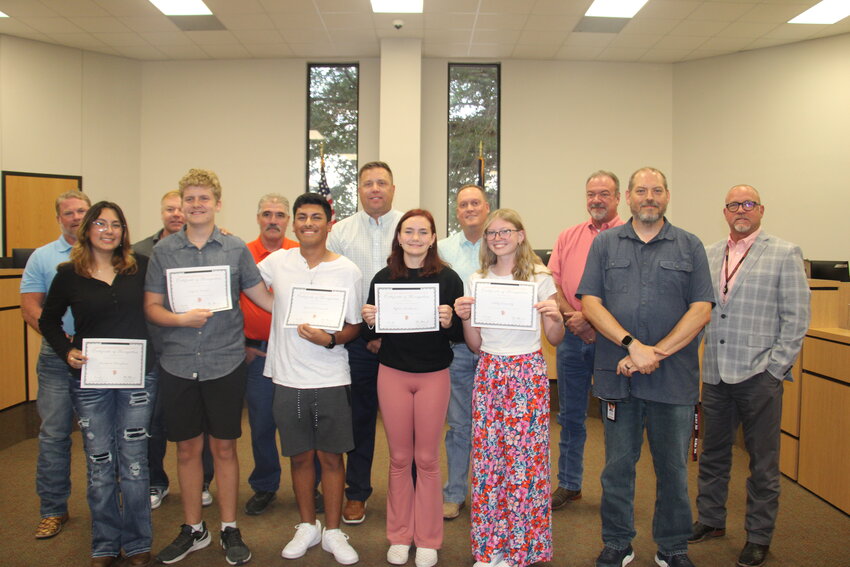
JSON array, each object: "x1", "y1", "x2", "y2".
[{"x1": 70, "y1": 369, "x2": 157, "y2": 558}]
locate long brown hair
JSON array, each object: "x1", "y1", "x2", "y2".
[
  {"x1": 387, "y1": 209, "x2": 447, "y2": 279},
  {"x1": 70, "y1": 201, "x2": 137, "y2": 277}
]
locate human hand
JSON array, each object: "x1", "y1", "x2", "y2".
[
  {"x1": 366, "y1": 338, "x2": 382, "y2": 354},
  {"x1": 439, "y1": 305, "x2": 454, "y2": 328},
  {"x1": 361, "y1": 304, "x2": 376, "y2": 327},
  {"x1": 454, "y1": 296, "x2": 474, "y2": 321},
  {"x1": 181, "y1": 309, "x2": 213, "y2": 328},
  {"x1": 66, "y1": 348, "x2": 88, "y2": 370}
]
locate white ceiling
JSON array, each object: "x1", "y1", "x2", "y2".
[{"x1": 0, "y1": 0, "x2": 847, "y2": 63}]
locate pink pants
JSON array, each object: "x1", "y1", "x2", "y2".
[{"x1": 378, "y1": 364, "x2": 450, "y2": 549}]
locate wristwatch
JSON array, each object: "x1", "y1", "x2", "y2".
[
  {"x1": 621, "y1": 334, "x2": 634, "y2": 348},
  {"x1": 325, "y1": 332, "x2": 337, "y2": 349}
]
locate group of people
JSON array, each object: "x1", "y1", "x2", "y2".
[{"x1": 19, "y1": 161, "x2": 809, "y2": 567}]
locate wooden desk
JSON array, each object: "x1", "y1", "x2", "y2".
[{"x1": 0, "y1": 269, "x2": 28, "y2": 410}]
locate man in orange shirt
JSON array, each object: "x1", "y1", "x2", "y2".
[{"x1": 240, "y1": 193, "x2": 299, "y2": 515}]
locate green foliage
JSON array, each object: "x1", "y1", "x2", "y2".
[
  {"x1": 447, "y1": 64, "x2": 500, "y2": 234},
  {"x1": 307, "y1": 64, "x2": 359, "y2": 219}
]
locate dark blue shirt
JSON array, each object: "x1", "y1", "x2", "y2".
[{"x1": 577, "y1": 219, "x2": 714, "y2": 405}]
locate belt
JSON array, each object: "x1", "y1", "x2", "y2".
[{"x1": 245, "y1": 338, "x2": 268, "y2": 351}]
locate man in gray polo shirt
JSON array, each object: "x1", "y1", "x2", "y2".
[{"x1": 145, "y1": 169, "x2": 272, "y2": 566}]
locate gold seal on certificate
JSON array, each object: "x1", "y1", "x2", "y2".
[
  {"x1": 166, "y1": 265, "x2": 232, "y2": 313},
  {"x1": 375, "y1": 283, "x2": 440, "y2": 333},
  {"x1": 471, "y1": 279, "x2": 539, "y2": 330},
  {"x1": 80, "y1": 339, "x2": 146, "y2": 389},
  {"x1": 284, "y1": 285, "x2": 348, "y2": 332}
]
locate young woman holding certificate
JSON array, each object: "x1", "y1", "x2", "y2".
[
  {"x1": 454, "y1": 209, "x2": 564, "y2": 567},
  {"x1": 39, "y1": 201, "x2": 156, "y2": 567},
  {"x1": 361, "y1": 209, "x2": 464, "y2": 567}
]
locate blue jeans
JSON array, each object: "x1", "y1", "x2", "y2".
[
  {"x1": 600, "y1": 397, "x2": 693, "y2": 555},
  {"x1": 345, "y1": 336, "x2": 380, "y2": 502},
  {"x1": 442, "y1": 343, "x2": 478, "y2": 504},
  {"x1": 36, "y1": 343, "x2": 75, "y2": 518},
  {"x1": 70, "y1": 370, "x2": 157, "y2": 557},
  {"x1": 244, "y1": 347, "x2": 281, "y2": 493},
  {"x1": 555, "y1": 332, "x2": 595, "y2": 491}
]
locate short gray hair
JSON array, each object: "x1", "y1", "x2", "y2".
[
  {"x1": 257, "y1": 193, "x2": 290, "y2": 214},
  {"x1": 585, "y1": 170, "x2": 620, "y2": 194}
]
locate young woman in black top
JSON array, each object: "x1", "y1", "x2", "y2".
[
  {"x1": 361, "y1": 209, "x2": 464, "y2": 567},
  {"x1": 40, "y1": 201, "x2": 155, "y2": 567}
]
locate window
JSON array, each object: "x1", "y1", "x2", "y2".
[
  {"x1": 447, "y1": 63, "x2": 500, "y2": 234},
  {"x1": 307, "y1": 64, "x2": 359, "y2": 220}
]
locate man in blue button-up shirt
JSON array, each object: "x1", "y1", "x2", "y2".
[{"x1": 578, "y1": 167, "x2": 713, "y2": 567}]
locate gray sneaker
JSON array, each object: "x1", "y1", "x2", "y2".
[
  {"x1": 157, "y1": 523, "x2": 211, "y2": 564},
  {"x1": 220, "y1": 526, "x2": 252, "y2": 566}
]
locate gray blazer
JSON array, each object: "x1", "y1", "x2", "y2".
[{"x1": 702, "y1": 231, "x2": 810, "y2": 384}]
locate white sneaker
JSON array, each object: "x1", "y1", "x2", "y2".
[
  {"x1": 202, "y1": 486, "x2": 213, "y2": 507},
  {"x1": 281, "y1": 520, "x2": 322, "y2": 559},
  {"x1": 415, "y1": 547, "x2": 438, "y2": 567},
  {"x1": 473, "y1": 552, "x2": 504, "y2": 567},
  {"x1": 150, "y1": 486, "x2": 169, "y2": 510},
  {"x1": 322, "y1": 528, "x2": 359, "y2": 565},
  {"x1": 387, "y1": 544, "x2": 411, "y2": 565}
]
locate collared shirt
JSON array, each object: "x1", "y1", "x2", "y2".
[
  {"x1": 438, "y1": 230, "x2": 482, "y2": 295},
  {"x1": 577, "y1": 219, "x2": 714, "y2": 405},
  {"x1": 132, "y1": 229, "x2": 166, "y2": 259},
  {"x1": 241, "y1": 236, "x2": 299, "y2": 342},
  {"x1": 145, "y1": 226, "x2": 262, "y2": 381},
  {"x1": 720, "y1": 227, "x2": 761, "y2": 303},
  {"x1": 20, "y1": 235, "x2": 75, "y2": 335},
  {"x1": 327, "y1": 209, "x2": 403, "y2": 300},
  {"x1": 258, "y1": 248, "x2": 362, "y2": 389},
  {"x1": 548, "y1": 215, "x2": 624, "y2": 312}
]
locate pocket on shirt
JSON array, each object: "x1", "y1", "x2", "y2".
[
  {"x1": 603, "y1": 258, "x2": 631, "y2": 294},
  {"x1": 658, "y1": 259, "x2": 693, "y2": 295}
]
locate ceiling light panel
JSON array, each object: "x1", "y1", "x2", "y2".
[{"x1": 585, "y1": 0, "x2": 650, "y2": 19}]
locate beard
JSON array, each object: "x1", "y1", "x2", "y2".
[
  {"x1": 633, "y1": 202, "x2": 666, "y2": 223},
  {"x1": 589, "y1": 206, "x2": 608, "y2": 222}
]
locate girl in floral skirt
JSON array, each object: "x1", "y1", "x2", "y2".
[{"x1": 454, "y1": 208, "x2": 564, "y2": 567}]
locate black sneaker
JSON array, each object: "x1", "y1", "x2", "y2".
[
  {"x1": 689, "y1": 521, "x2": 725, "y2": 543},
  {"x1": 655, "y1": 551, "x2": 695, "y2": 567},
  {"x1": 596, "y1": 545, "x2": 635, "y2": 567},
  {"x1": 221, "y1": 526, "x2": 252, "y2": 566},
  {"x1": 244, "y1": 491, "x2": 276, "y2": 516},
  {"x1": 156, "y1": 523, "x2": 211, "y2": 564}
]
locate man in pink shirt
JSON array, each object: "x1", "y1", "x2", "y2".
[{"x1": 547, "y1": 170, "x2": 624, "y2": 510}]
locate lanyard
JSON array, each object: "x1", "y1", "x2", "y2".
[{"x1": 722, "y1": 242, "x2": 752, "y2": 296}]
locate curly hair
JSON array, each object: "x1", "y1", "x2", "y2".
[
  {"x1": 179, "y1": 168, "x2": 222, "y2": 201},
  {"x1": 69, "y1": 201, "x2": 137, "y2": 277}
]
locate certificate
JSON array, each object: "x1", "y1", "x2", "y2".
[
  {"x1": 81, "y1": 339, "x2": 146, "y2": 389},
  {"x1": 471, "y1": 279, "x2": 538, "y2": 330},
  {"x1": 166, "y1": 265, "x2": 232, "y2": 313},
  {"x1": 284, "y1": 285, "x2": 348, "y2": 331},
  {"x1": 375, "y1": 283, "x2": 439, "y2": 333}
]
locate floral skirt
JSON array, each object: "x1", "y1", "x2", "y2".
[{"x1": 470, "y1": 350, "x2": 552, "y2": 567}]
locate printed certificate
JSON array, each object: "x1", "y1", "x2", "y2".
[
  {"x1": 471, "y1": 279, "x2": 538, "y2": 330},
  {"x1": 284, "y1": 285, "x2": 348, "y2": 331},
  {"x1": 166, "y1": 265, "x2": 232, "y2": 313},
  {"x1": 375, "y1": 283, "x2": 439, "y2": 333},
  {"x1": 81, "y1": 339, "x2": 146, "y2": 389}
]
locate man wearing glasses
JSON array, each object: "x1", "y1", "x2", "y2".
[
  {"x1": 548, "y1": 170, "x2": 623, "y2": 512},
  {"x1": 690, "y1": 185, "x2": 809, "y2": 567}
]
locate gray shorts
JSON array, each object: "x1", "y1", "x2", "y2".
[{"x1": 273, "y1": 384, "x2": 354, "y2": 457}]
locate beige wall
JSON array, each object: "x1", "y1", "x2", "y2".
[{"x1": 1, "y1": 31, "x2": 848, "y2": 262}]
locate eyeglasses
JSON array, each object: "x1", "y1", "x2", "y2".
[
  {"x1": 91, "y1": 219, "x2": 124, "y2": 232},
  {"x1": 725, "y1": 200, "x2": 760, "y2": 212},
  {"x1": 484, "y1": 228, "x2": 519, "y2": 240}
]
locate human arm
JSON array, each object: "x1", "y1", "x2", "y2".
[
  {"x1": 654, "y1": 301, "x2": 712, "y2": 359},
  {"x1": 297, "y1": 321, "x2": 360, "y2": 348},
  {"x1": 242, "y1": 281, "x2": 273, "y2": 312},
  {"x1": 37, "y1": 270, "x2": 75, "y2": 363},
  {"x1": 766, "y1": 246, "x2": 811, "y2": 378},
  {"x1": 21, "y1": 292, "x2": 45, "y2": 333},
  {"x1": 537, "y1": 294, "x2": 565, "y2": 346},
  {"x1": 454, "y1": 295, "x2": 481, "y2": 353},
  {"x1": 144, "y1": 291, "x2": 213, "y2": 328}
]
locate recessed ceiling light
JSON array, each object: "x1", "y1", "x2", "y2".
[
  {"x1": 585, "y1": 0, "x2": 650, "y2": 19},
  {"x1": 0, "y1": 10, "x2": 10, "y2": 18},
  {"x1": 370, "y1": 0, "x2": 423, "y2": 14},
  {"x1": 789, "y1": 0, "x2": 850, "y2": 24},
  {"x1": 149, "y1": 0, "x2": 212, "y2": 17}
]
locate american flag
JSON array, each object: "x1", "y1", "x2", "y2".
[{"x1": 317, "y1": 153, "x2": 336, "y2": 223}]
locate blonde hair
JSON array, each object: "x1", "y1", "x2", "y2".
[
  {"x1": 478, "y1": 208, "x2": 548, "y2": 282},
  {"x1": 178, "y1": 169, "x2": 222, "y2": 201},
  {"x1": 55, "y1": 190, "x2": 91, "y2": 215}
]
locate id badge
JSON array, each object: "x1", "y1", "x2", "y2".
[{"x1": 606, "y1": 401, "x2": 616, "y2": 422}]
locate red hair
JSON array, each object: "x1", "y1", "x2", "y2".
[{"x1": 387, "y1": 209, "x2": 447, "y2": 279}]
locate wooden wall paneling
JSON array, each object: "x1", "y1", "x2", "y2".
[{"x1": 2, "y1": 172, "x2": 82, "y2": 255}]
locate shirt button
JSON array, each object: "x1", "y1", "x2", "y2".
[
  {"x1": 719, "y1": 339, "x2": 725, "y2": 344},
  {"x1": 720, "y1": 314, "x2": 727, "y2": 319}
]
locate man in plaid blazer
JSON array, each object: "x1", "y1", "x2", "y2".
[{"x1": 691, "y1": 185, "x2": 810, "y2": 567}]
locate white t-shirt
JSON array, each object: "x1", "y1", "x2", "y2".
[
  {"x1": 469, "y1": 268, "x2": 556, "y2": 356},
  {"x1": 258, "y1": 248, "x2": 363, "y2": 388}
]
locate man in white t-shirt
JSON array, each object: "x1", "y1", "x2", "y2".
[{"x1": 258, "y1": 192, "x2": 363, "y2": 566}]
